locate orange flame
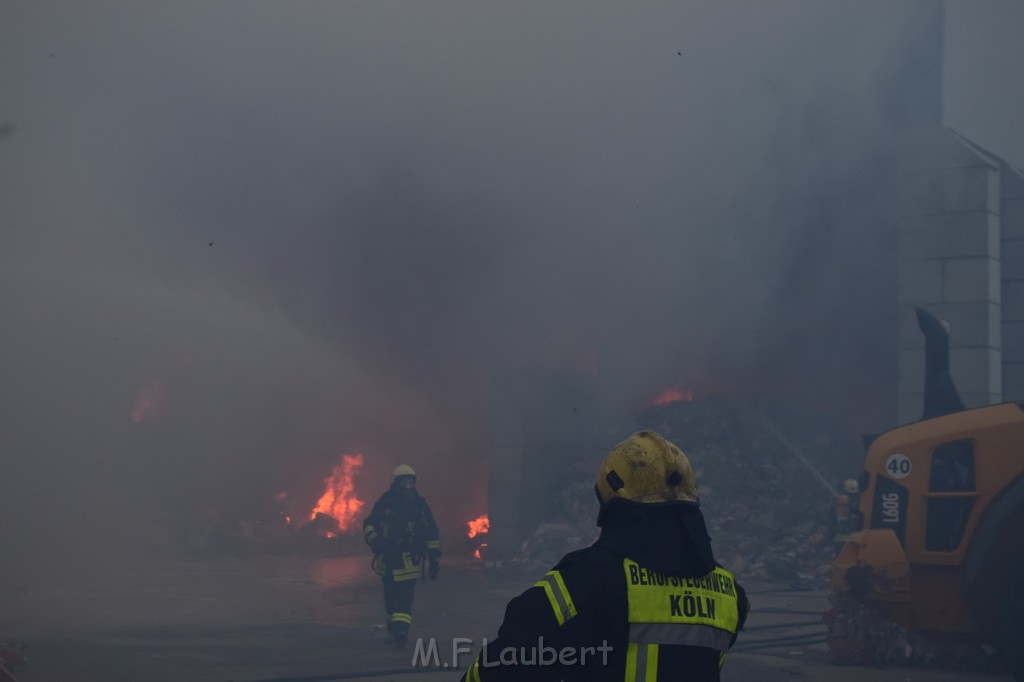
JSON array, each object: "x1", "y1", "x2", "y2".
[
  {"x1": 310, "y1": 453, "x2": 365, "y2": 532},
  {"x1": 467, "y1": 513, "x2": 489, "y2": 538},
  {"x1": 651, "y1": 385, "x2": 694, "y2": 406}
]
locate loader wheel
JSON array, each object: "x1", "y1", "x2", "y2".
[{"x1": 1001, "y1": 575, "x2": 1024, "y2": 681}]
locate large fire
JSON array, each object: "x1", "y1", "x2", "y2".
[
  {"x1": 310, "y1": 453, "x2": 365, "y2": 532},
  {"x1": 467, "y1": 513, "x2": 489, "y2": 558},
  {"x1": 467, "y1": 513, "x2": 489, "y2": 538}
]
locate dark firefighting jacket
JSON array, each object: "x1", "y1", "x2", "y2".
[
  {"x1": 460, "y1": 503, "x2": 749, "y2": 681},
  {"x1": 363, "y1": 488, "x2": 440, "y2": 581}
]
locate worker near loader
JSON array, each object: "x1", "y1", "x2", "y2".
[
  {"x1": 460, "y1": 431, "x2": 749, "y2": 681},
  {"x1": 833, "y1": 478, "x2": 861, "y2": 544},
  {"x1": 363, "y1": 465, "x2": 441, "y2": 649}
]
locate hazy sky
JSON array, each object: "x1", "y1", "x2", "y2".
[{"x1": 2, "y1": 1, "x2": 1022, "y2": 577}]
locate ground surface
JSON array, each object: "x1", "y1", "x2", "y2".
[{"x1": 0, "y1": 553, "x2": 1012, "y2": 682}]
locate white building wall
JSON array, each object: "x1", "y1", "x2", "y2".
[
  {"x1": 897, "y1": 127, "x2": 1004, "y2": 424},
  {"x1": 999, "y1": 165, "x2": 1024, "y2": 400}
]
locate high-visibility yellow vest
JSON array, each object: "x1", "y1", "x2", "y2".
[{"x1": 622, "y1": 559, "x2": 740, "y2": 680}]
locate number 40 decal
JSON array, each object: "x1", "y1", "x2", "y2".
[{"x1": 885, "y1": 453, "x2": 912, "y2": 479}]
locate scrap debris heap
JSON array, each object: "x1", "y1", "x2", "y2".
[
  {"x1": 523, "y1": 395, "x2": 863, "y2": 586},
  {"x1": 648, "y1": 396, "x2": 861, "y2": 586}
]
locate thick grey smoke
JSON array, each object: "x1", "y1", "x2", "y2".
[{"x1": 0, "y1": 1, "x2": 984, "y2": 582}]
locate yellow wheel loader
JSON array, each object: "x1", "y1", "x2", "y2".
[{"x1": 830, "y1": 307, "x2": 1024, "y2": 679}]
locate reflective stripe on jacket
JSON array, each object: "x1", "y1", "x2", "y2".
[
  {"x1": 363, "y1": 489, "x2": 440, "y2": 579},
  {"x1": 460, "y1": 546, "x2": 748, "y2": 682}
]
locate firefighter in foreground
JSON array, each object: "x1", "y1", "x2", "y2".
[
  {"x1": 460, "y1": 431, "x2": 749, "y2": 681},
  {"x1": 362, "y1": 465, "x2": 441, "y2": 649}
]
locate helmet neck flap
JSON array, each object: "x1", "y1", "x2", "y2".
[{"x1": 595, "y1": 499, "x2": 717, "y2": 577}]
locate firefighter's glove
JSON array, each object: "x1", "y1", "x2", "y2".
[
  {"x1": 370, "y1": 537, "x2": 386, "y2": 555},
  {"x1": 428, "y1": 558, "x2": 439, "y2": 581}
]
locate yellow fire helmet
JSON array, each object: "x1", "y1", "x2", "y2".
[
  {"x1": 392, "y1": 464, "x2": 416, "y2": 482},
  {"x1": 843, "y1": 478, "x2": 859, "y2": 493},
  {"x1": 596, "y1": 431, "x2": 698, "y2": 506}
]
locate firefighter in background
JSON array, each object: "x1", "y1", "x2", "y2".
[
  {"x1": 460, "y1": 431, "x2": 749, "y2": 681},
  {"x1": 833, "y1": 478, "x2": 861, "y2": 543},
  {"x1": 363, "y1": 465, "x2": 441, "y2": 649}
]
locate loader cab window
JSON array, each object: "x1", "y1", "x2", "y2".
[
  {"x1": 925, "y1": 439, "x2": 977, "y2": 552},
  {"x1": 930, "y1": 440, "x2": 975, "y2": 492}
]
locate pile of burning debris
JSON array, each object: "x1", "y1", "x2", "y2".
[
  {"x1": 520, "y1": 394, "x2": 864, "y2": 586},
  {"x1": 166, "y1": 454, "x2": 368, "y2": 557}
]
